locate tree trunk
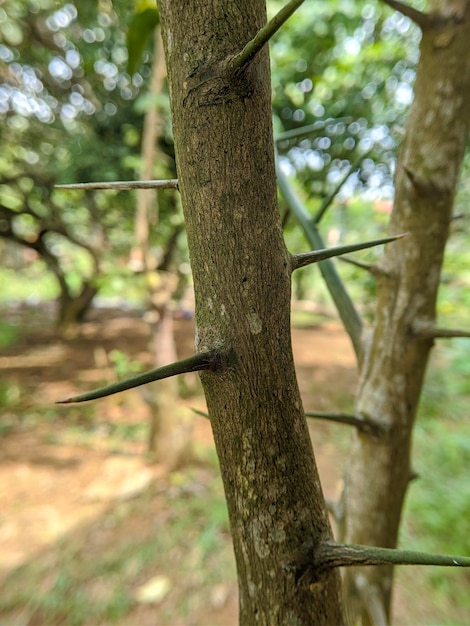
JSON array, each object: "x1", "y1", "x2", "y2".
[
  {"x1": 57, "y1": 280, "x2": 97, "y2": 336},
  {"x1": 131, "y1": 26, "x2": 189, "y2": 464},
  {"x1": 132, "y1": 25, "x2": 165, "y2": 271},
  {"x1": 158, "y1": 1, "x2": 343, "y2": 623},
  {"x1": 142, "y1": 271, "x2": 194, "y2": 467},
  {"x1": 341, "y1": 4, "x2": 470, "y2": 623}
]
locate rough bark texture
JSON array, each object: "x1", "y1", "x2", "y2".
[
  {"x1": 341, "y1": 3, "x2": 470, "y2": 623},
  {"x1": 158, "y1": 1, "x2": 343, "y2": 623}
]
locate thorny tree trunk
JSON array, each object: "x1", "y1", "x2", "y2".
[
  {"x1": 158, "y1": 0, "x2": 343, "y2": 623},
  {"x1": 341, "y1": 3, "x2": 470, "y2": 623}
]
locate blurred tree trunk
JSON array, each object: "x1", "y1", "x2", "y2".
[
  {"x1": 159, "y1": 0, "x2": 344, "y2": 623},
  {"x1": 340, "y1": 3, "x2": 470, "y2": 623},
  {"x1": 0, "y1": 203, "x2": 99, "y2": 337},
  {"x1": 132, "y1": 27, "x2": 191, "y2": 465},
  {"x1": 57, "y1": 280, "x2": 97, "y2": 334},
  {"x1": 133, "y1": 26, "x2": 164, "y2": 271}
]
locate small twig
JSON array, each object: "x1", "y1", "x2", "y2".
[
  {"x1": 55, "y1": 179, "x2": 179, "y2": 191},
  {"x1": 281, "y1": 206, "x2": 291, "y2": 229},
  {"x1": 412, "y1": 322, "x2": 470, "y2": 339},
  {"x1": 356, "y1": 577, "x2": 388, "y2": 626},
  {"x1": 318, "y1": 542, "x2": 470, "y2": 569},
  {"x1": 230, "y1": 0, "x2": 307, "y2": 72},
  {"x1": 325, "y1": 498, "x2": 344, "y2": 524},
  {"x1": 191, "y1": 407, "x2": 210, "y2": 419},
  {"x1": 339, "y1": 255, "x2": 382, "y2": 276},
  {"x1": 305, "y1": 411, "x2": 387, "y2": 437},
  {"x1": 291, "y1": 234, "x2": 406, "y2": 271},
  {"x1": 380, "y1": 0, "x2": 436, "y2": 29},
  {"x1": 313, "y1": 149, "x2": 374, "y2": 226},
  {"x1": 275, "y1": 118, "x2": 352, "y2": 143},
  {"x1": 313, "y1": 174, "x2": 350, "y2": 226},
  {"x1": 57, "y1": 351, "x2": 221, "y2": 404}
]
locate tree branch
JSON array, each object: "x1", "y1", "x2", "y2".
[
  {"x1": 275, "y1": 118, "x2": 353, "y2": 144},
  {"x1": 380, "y1": 0, "x2": 435, "y2": 29},
  {"x1": 325, "y1": 498, "x2": 344, "y2": 525},
  {"x1": 356, "y1": 576, "x2": 388, "y2": 626},
  {"x1": 1, "y1": 197, "x2": 100, "y2": 271},
  {"x1": 57, "y1": 351, "x2": 226, "y2": 404},
  {"x1": 55, "y1": 179, "x2": 179, "y2": 191},
  {"x1": 338, "y1": 255, "x2": 383, "y2": 276},
  {"x1": 318, "y1": 542, "x2": 470, "y2": 569},
  {"x1": 229, "y1": 0, "x2": 307, "y2": 72},
  {"x1": 412, "y1": 321, "x2": 470, "y2": 339},
  {"x1": 159, "y1": 223, "x2": 185, "y2": 271},
  {"x1": 276, "y1": 163, "x2": 364, "y2": 360},
  {"x1": 313, "y1": 173, "x2": 350, "y2": 226},
  {"x1": 313, "y1": 149, "x2": 373, "y2": 226},
  {"x1": 305, "y1": 411, "x2": 388, "y2": 437},
  {"x1": 291, "y1": 234, "x2": 406, "y2": 271}
]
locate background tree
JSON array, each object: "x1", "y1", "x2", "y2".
[
  {"x1": 272, "y1": 0, "x2": 418, "y2": 203},
  {"x1": 275, "y1": 1, "x2": 470, "y2": 622},
  {"x1": 338, "y1": 1, "x2": 470, "y2": 622},
  {"x1": 0, "y1": 0, "x2": 180, "y2": 330},
  {"x1": 128, "y1": 9, "x2": 191, "y2": 464}
]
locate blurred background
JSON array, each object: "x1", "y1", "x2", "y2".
[{"x1": 1, "y1": 0, "x2": 469, "y2": 623}]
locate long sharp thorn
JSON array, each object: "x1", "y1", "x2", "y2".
[
  {"x1": 292, "y1": 233, "x2": 407, "y2": 270},
  {"x1": 56, "y1": 352, "x2": 216, "y2": 404},
  {"x1": 55, "y1": 179, "x2": 179, "y2": 191}
]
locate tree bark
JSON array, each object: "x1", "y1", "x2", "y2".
[
  {"x1": 158, "y1": 1, "x2": 343, "y2": 623},
  {"x1": 341, "y1": 3, "x2": 470, "y2": 622}
]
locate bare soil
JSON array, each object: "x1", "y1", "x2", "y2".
[{"x1": 0, "y1": 306, "x2": 357, "y2": 625}]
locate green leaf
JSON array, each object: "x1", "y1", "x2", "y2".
[{"x1": 127, "y1": 7, "x2": 159, "y2": 75}]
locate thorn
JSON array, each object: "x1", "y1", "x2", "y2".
[
  {"x1": 291, "y1": 234, "x2": 406, "y2": 271},
  {"x1": 191, "y1": 407, "x2": 210, "y2": 419},
  {"x1": 305, "y1": 411, "x2": 388, "y2": 437},
  {"x1": 317, "y1": 541, "x2": 470, "y2": 569},
  {"x1": 338, "y1": 256, "x2": 384, "y2": 277},
  {"x1": 380, "y1": 0, "x2": 438, "y2": 30},
  {"x1": 412, "y1": 321, "x2": 470, "y2": 339},
  {"x1": 55, "y1": 179, "x2": 179, "y2": 191},
  {"x1": 229, "y1": 0, "x2": 307, "y2": 73},
  {"x1": 55, "y1": 351, "x2": 220, "y2": 404}
]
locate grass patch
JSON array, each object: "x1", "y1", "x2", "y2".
[
  {"x1": 0, "y1": 265, "x2": 58, "y2": 303},
  {"x1": 396, "y1": 342, "x2": 470, "y2": 624},
  {"x1": 0, "y1": 320, "x2": 19, "y2": 349},
  {"x1": 0, "y1": 467, "x2": 234, "y2": 626},
  {"x1": 291, "y1": 308, "x2": 331, "y2": 329}
]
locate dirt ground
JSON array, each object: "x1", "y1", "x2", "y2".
[{"x1": 0, "y1": 305, "x2": 359, "y2": 625}]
